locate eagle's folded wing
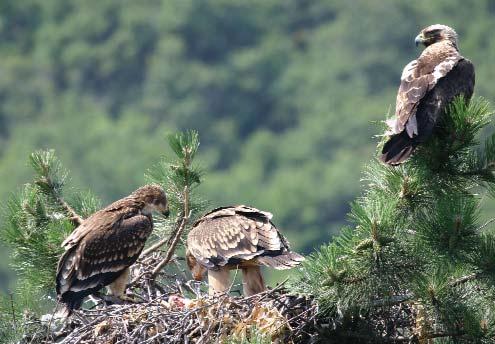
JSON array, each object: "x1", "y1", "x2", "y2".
[
  {"x1": 187, "y1": 206, "x2": 282, "y2": 268},
  {"x1": 61, "y1": 210, "x2": 117, "y2": 249},
  {"x1": 56, "y1": 214, "x2": 152, "y2": 298},
  {"x1": 388, "y1": 48, "x2": 461, "y2": 137},
  {"x1": 76, "y1": 215, "x2": 152, "y2": 279},
  {"x1": 188, "y1": 215, "x2": 260, "y2": 268}
]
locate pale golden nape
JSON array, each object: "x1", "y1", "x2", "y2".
[{"x1": 186, "y1": 205, "x2": 305, "y2": 297}]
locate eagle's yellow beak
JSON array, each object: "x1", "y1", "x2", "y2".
[{"x1": 415, "y1": 33, "x2": 425, "y2": 47}]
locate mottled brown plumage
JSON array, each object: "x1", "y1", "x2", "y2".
[
  {"x1": 56, "y1": 184, "x2": 169, "y2": 315},
  {"x1": 381, "y1": 24, "x2": 475, "y2": 165},
  {"x1": 186, "y1": 205, "x2": 304, "y2": 296}
]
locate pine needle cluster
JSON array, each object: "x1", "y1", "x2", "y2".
[{"x1": 145, "y1": 130, "x2": 206, "y2": 239}]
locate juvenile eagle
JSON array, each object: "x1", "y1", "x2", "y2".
[
  {"x1": 380, "y1": 24, "x2": 475, "y2": 165},
  {"x1": 56, "y1": 184, "x2": 169, "y2": 315},
  {"x1": 186, "y1": 205, "x2": 304, "y2": 296}
]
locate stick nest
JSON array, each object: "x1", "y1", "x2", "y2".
[{"x1": 22, "y1": 287, "x2": 317, "y2": 344}]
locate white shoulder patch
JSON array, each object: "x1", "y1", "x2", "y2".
[
  {"x1": 432, "y1": 55, "x2": 461, "y2": 81},
  {"x1": 405, "y1": 114, "x2": 418, "y2": 137}
]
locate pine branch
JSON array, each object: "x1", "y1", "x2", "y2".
[
  {"x1": 149, "y1": 132, "x2": 199, "y2": 278},
  {"x1": 30, "y1": 150, "x2": 83, "y2": 226},
  {"x1": 129, "y1": 130, "x2": 203, "y2": 286},
  {"x1": 43, "y1": 186, "x2": 83, "y2": 226},
  {"x1": 151, "y1": 197, "x2": 190, "y2": 279}
]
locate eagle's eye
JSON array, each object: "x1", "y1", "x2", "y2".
[
  {"x1": 424, "y1": 29, "x2": 443, "y2": 40},
  {"x1": 425, "y1": 28, "x2": 441, "y2": 35}
]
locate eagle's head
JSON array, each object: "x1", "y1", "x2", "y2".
[
  {"x1": 415, "y1": 24, "x2": 458, "y2": 49},
  {"x1": 133, "y1": 184, "x2": 170, "y2": 217},
  {"x1": 185, "y1": 249, "x2": 207, "y2": 281}
]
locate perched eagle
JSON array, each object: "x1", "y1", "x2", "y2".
[
  {"x1": 380, "y1": 24, "x2": 475, "y2": 165},
  {"x1": 56, "y1": 184, "x2": 169, "y2": 315},
  {"x1": 186, "y1": 205, "x2": 304, "y2": 296}
]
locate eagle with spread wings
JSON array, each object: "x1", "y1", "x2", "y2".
[
  {"x1": 186, "y1": 205, "x2": 304, "y2": 296},
  {"x1": 56, "y1": 184, "x2": 169, "y2": 315},
  {"x1": 380, "y1": 24, "x2": 475, "y2": 165}
]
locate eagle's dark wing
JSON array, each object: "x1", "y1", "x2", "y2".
[
  {"x1": 187, "y1": 205, "x2": 303, "y2": 270},
  {"x1": 391, "y1": 54, "x2": 461, "y2": 138},
  {"x1": 61, "y1": 200, "x2": 128, "y2": 249},
  {"x1": 381, "y1": 42, "x2": 474, "y2": 165},
  {"x1": 56, "y1": 213, "x2": 152, "y2": 311},
  {"x1": 413, "y1": 58, "x2": 475, "y2": 138}
]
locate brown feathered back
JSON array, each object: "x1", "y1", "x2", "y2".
[
  {"x1": 187, "y1": 205, "x2": 304, "y2": 271},
  {"x1": 56, "y1": 184, "x2": 168, "y2": 314}
]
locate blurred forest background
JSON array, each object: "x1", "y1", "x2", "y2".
[{"x1": 1, "y1": 0, "x2": 495, "y2": 292}]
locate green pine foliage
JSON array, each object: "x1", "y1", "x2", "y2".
[
  {"x1": 1, "y1": 150, "x2": 96, "y2": 292},
  {"x1": 0, "y1": 131, "x2": 205, "y2": 342},
  {"x1": 0, "y1": 150, "x2": 100, "y2": 341},
  {"x1": 144, "y1": 130, "x2": 207, "y2": 241},
  {"x1": 295, "y1": 97, "x2": 495, "y2": 342},
  {"x1": 226, "y1": 329, "x2": 272, "y2": 344}
]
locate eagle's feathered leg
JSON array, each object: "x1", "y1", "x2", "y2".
[
  {"x1": 107, "y1": 267, "x2": 129, "y2": 297},
  {"x1": 242, "y1": 266, "x2": 266, "y2": 296},
  {"x1": 104, "y1": 268, "x2": 138, "y2": 303},
  {"x1": 208, "y1": 267, "x2": 230, "y2": 295}
]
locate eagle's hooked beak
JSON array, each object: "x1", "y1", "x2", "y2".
[{"x1": 415, "y1": 33, "x2": 424, "y2": 47}]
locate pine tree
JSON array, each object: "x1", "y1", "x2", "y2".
[
  {"x1": 0, "y1": 150, "x2": 100, "y2": 341},
  {"x1": 0, "y1": 131, "x2": 204, "y2": 343},
  {"x1": 295, "y1": 97, "x2": 495, "y2": 343}
]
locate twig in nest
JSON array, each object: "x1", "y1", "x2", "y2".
[
  {"x1": 151, "y1": 213, "x2": 190, "y2": 279},
  {"x1": 39, "y1": 175, "x2": 84, "y2": 226}
]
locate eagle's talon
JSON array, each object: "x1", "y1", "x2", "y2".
[
  {"x1": 101, "y1": 295, "x2": 125, "y2": 306},
  {"x1": 119, "y1": 294, "x2": 140, "y2": 303}
]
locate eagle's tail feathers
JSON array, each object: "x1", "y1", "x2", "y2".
[
  {"x1": 380, "y1": 132, "x2": 417, "y2": 165},
  {"x1": 257, "y1": 252, "x2": 305, "y2": 270}
]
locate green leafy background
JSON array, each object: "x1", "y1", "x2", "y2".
[{"x1": 1, "y1": 0, "x2": 495, "y2": 290}]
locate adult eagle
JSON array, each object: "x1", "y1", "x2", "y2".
[
  {"x1": 186, "y1": 205, "x2": 304, "y2": 296},
  {"x1": 380, "y1": 24, "x2": 475, "y2": 165},
  {"x1": 56, "y1": 184, "x2": 169, "y2": 315}
]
